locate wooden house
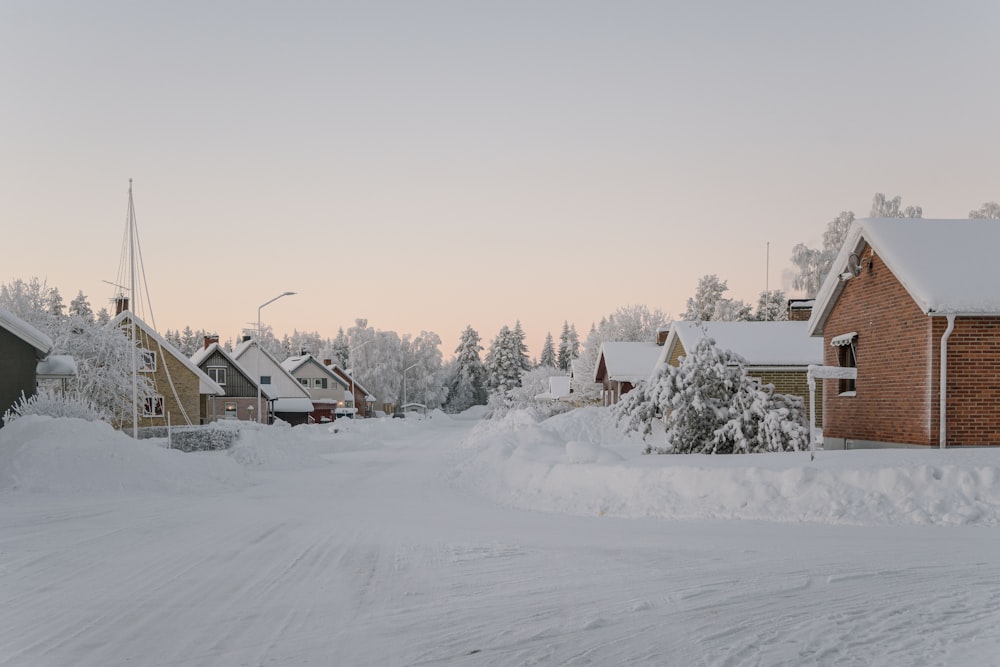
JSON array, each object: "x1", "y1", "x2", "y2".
[
  {"x1": 594, "y1": 341, "x2": 663, "y2": 406},
  {"x1": 808, "y1": 218, "x2": 1000, "y2": 448},
  {"x1": 0, "y1": 306, "x2": 54, "y2": 426},
  {"x1": 281, "y1": 353, "x2": 351, "y2": 423},
  {"x1": 191, "y1": 335, "x2": 273, "y2": 423}
]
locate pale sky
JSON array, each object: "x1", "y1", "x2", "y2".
[{"x1": 3, "y1": 1, "x2": 999, "y2": 358}]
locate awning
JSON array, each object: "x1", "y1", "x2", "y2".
[{"x1": 831, "y1": 332, "x2": 858, "y2": 347}]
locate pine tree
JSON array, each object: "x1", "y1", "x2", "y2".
[
  {"x1": 485, "y1": 325, "x2": 523, "y2": 392},
  {"x1": 445, "y1": 326, "x2": 488, "y2": 412},
  {"x1": 513, "y1": 321, "x2": 531, "y2": 372},
  {"x1": 69, "y1": 291, "x2": 94, "y2": 323},
  {"x1": 539, "y1": 332, "x2": 556, "y2": 368}
]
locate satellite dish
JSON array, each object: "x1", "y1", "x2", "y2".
[{"x1": 846, "y1": 253, "x2": 862, "y2": 277}]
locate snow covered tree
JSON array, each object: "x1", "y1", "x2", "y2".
[
  {"x1": 615, "y1": 332, "x2": 808, "y2": 454},
  {"x1": 539, "y1": 332, "x2": 557, "y2": 368},
  {"x1": 557, "y1": 321, "x2": 579, "y2": 371},
  {"x1": 870, "y1": 192, "x2": 922, "y2": 218},
  {"x1": 711, "y1": 298, "x2": 753, "y2": 322},
  {"x1": 754, "y1": 289, "x2": 788, "y2": 321},
  {"x1": 969, "y1": 201, "x2": 1000, "y2": 219},
  {"x1": 68, "y1": 291, "x2": 94, "y2": 323},
  {"x1": 512, "y1": 321, "x2": 531, "y2": 373},
  {"x1": 330, "y1": 327, "x2": 350, "y2": 366},
  {"x1": 400, "y1": 330, "x2": 447, "y2": 409},
  {"x1": 485, "y1": 325, "x2": 526, "y2": 392},
  {"x1": 790, "y1": 210, "x2": 855, "y2": 297},
  {"x1": 683, "y1": 275, "x2": 729, "y2": 321},
  {"x1": 445, "y1": 325, "x2": 488, "y2": 413}
]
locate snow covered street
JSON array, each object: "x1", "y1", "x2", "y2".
[{"x1": 2, "y1": 412, "x2": 999, "y2": 666}]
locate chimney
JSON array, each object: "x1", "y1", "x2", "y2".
[
  {"x1": 323, "y1": 359, "x2": 332, "y2": 367},
  {"x1": 114, "y1": 296, "x2": 129, "y2": 315},
  {"x1": 241, "y1": 335, "x2": 252, "y2": 343},
  {"x1": 204, "y1": 333, "x2": 219, "y2": 349},
  {"x1": 787, "y1": 299, "x2": 815, "y2": 322}
]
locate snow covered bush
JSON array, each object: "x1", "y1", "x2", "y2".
[
  {"x1": 486, "y1": 366, "x2": 576, "y2": 421},
  {"x1": 615, "y1": 331, "x2": 808, "y2": 454},
  {"x1": 3, "y1": 388, "x2": 104, "y2": 424}
]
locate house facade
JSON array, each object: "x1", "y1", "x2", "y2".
[
  {"x1": 808, "y1": 218, "x2": 1000, "y2": 448},
  {"x1": 659, "y1": 320, "x2": 824, "y2": 426},
  {"x1": 281, "y1": 354, "x2": 351, "y2": 423},
  {"x1": 112, "y1": 311, "x2": 225, "y2": 429},
  {"x1": 0, "y1": 306, "x2": 54, "y2": 426},
  {"x1": 325, "y1": 362, "x2": 376, "y2": 418},
  {"x1": 192, "y1": 336, "x2": 272, "y2": 423}
]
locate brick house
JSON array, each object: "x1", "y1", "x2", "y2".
[
  {"x1": 112, "y1": 310, "x2": 225, "y2": 429},
  {"x1": 658, "y1": 320, "x2": 824, "y2": 425},
  {"x1": 808, "y1": 218, "x2": 1000, "y2": 449},
  {"x1": 594, "y1": 342, "x2": 663, "y2": 406},
  {"x1": 191, "y1": 335, "x2": 273, "y2": 423},
  {"x1": 0, "y1": 306, "x2": 54, "y2": 426}
]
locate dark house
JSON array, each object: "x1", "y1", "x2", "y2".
[
  {"x1": 0, "y1": 306, "x2": 54, "y2": 426},
  {"x1": 191, "y1": 335, "x2": 273, "y2": 423}
]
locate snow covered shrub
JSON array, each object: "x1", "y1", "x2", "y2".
[
  {"x1": 485, "y1": 367, "x2": 576, "y2": 421},
  {"x1": 615, "y1": 331, "x2": 808, "y2": 454},
  {"x1": 3, "y1": 388, "x2": 104, "y2": 424}
]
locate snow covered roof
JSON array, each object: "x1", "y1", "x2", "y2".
[
  {"x1": 272, "y1": 397, "x2": 315, "y2": 413},
  {"x1": 0, "y1": 305, "x2": 53, "y2": 356},
  {"x1": 281, "y1": 354, "x2": 350, "y2": 388},
  {"x1": 231, "y1": 339, "x2": 312, "y2": 400},
  {"x1": 327, "y1": 363, "x2": 373, "y2": 396},
  {"x1": 810, "y1": 219, "x2": 1000, "y2": 336},
  {"x1": 662, "y1": 321, "x2": 822, "y2": 367},
  {"x1": 36, "y1": 354, "x2": 76, "y2": 379},
  {"x1": 595, "y1": 342, "x2": 662, "y2": 383},
  {"x1": 111, "y1": 311, "x2": 225, "y2": 396}
]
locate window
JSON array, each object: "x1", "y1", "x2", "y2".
[
  {"x1": 139, "y1": 349, "x2": 157, "y2": 372},
  {"x1": 321, "y1": 378, "x2": 328, "y2": 389},
  {"x1": 224, "y1": 401, "x2": 237, "y2": 419},
  {"x1": 300, "y1": 378, "x2": 309, "y2": 386},
  {"x1": 832, "y1": 332, "x2": 858, "y2": 395},
  {"x1": 143, "y1": 395, "x2": 164, "y2": 417},
  {"x1": 207, "y1": 366, "x2": 226, "y2": 385},
  {"x1": 260, "y1": 375, "x2": 271, "y2": 385}
]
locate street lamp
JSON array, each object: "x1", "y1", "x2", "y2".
[
  {"x1": 257, "y1": 291, "x2": 296, "y2": 424},
  {"x1": 346, "y1": 338, "x2": 372, "y2": 418},
  {"x1": 402, "y1": 363, "x2": 418, "y2": 411}
]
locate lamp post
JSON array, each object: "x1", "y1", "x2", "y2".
[
  {"x1": 402, "y1": 363, "x2": 418, "y2": 411},
  {"x1": 257, "y1": 291, "x2": 296, "y2": 424},
  {"x1": 346, "y1": 338, "x2": 372, "y2": 418}
]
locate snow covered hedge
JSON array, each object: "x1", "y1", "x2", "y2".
[{"x1": 615, "y1": 331, "x2": 809, "y2": 454}]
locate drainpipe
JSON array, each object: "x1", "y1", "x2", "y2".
[{"x1": 939, "y1": 314, "x2": 956, "y2": 449}]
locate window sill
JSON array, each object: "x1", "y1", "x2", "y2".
[{"x1": 838, "y1": 391, "x2": 857, "y2": 397}]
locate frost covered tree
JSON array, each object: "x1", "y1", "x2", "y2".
[
  {"x1": 790, "y1": 211, "x2": 855, "y2": 297},
  {"x1": 401, "y1": 330, "x2": 447, "y2": 409},
  {"x1": 445, "y1": 325, "x2": 488, "y2": 413},
  {"x1": 683, "y1": 275, "x2": 729, "y2": 321},
  {"x1": 330, "y1": 327, "x2": 350, "y2": 367},
  {"x1": 615, "y1": 332, "x2": 808, "y2": 454},
  {"x1": 539, "y1": 332, "x2": 556, "y2": 368},
  {"x1": 870, "y1": 192, "x2": 922, "y2": 219},
  {"x1": 969, "y1": 202, "x2": 1000, "y2": 219},
  {"x1": 557, "y1": 321, "x2": 579, "y2": 371},
  {"x1": 572, "y1": 305, "x2": 667, "y2": 399},
  {"x1": 485, "y1": 325, "x2": 524, "y2": 392},
  {"x1": 512, "y1": 321, "x2": 531, "y2": 373},
  {"x1": 69, "y1": 291, "x2": 94, "y2": 323},
  {"x1": 754, "y1": 289, "x2": 788, "y2": 321},
  {"x1": 711, "y1": 298, "x2": 753, "y2": 322}
]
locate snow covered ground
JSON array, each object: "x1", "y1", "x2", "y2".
[{"x1": 1, "y1": 409, "x2": 999, "y2": 666}]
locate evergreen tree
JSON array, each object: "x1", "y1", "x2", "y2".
[
  {"x1": 539, "y1": 332, "x2": 557, "y2": 368},
  {"x1": 445, "y1": 325, "x2": 487, "y2": 413},
  {"x1": 69, "y1": 290, "x2": 94, "y2": 323},
  {"x1": 754, "y1": 289, "x2": 788, "y2": 321},
  {"x1": 683, "y1": 275, "x2": 729, "y2": 321},
  {"x1": 484, "y1": 325, "x2": 523, "y2": 392},
  {"x1": 557, "y1": 321, "x2": 577, "y2": 371},
  {"x1": 331, "y1": 327, "x2": 350, "y2": 366},
  {"x1": 512, "y1": 321, "x2": 531, "y2": 372}
]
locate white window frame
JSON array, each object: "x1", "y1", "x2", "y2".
[
  {"x1": 143, "y1": 395, "x2": 165, "y2": 417},
  {"x1": 207, "y1": 366, "x2": 226, "y2": 385},
  {"x1": 139, "y1": 349, "x2": 157, "y2": 373}
]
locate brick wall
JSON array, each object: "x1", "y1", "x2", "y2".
[
  {"x1": 822, "y1": 245, "x2": 936, "y2": 445},
  {"x1": 936, "y1": 316, "x2": 1000, "y2": 446},
  {"x1": 757, "y1": 369, "x2": 822, "y2": 427}
]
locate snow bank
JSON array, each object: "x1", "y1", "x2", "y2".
[
  {"x1": 453, "y1": 407, "x2": 1000, "y2": 526},
  {"x1": 0, "y1": 416, "x2": 246, "y2": 495}
]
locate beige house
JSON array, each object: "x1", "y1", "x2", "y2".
[
  {"x1": 281, "y1": 353, "x2": 351, "y2": 423},
  {"x1": 112, "y1": 310, "x2": 224, "y2": 429},
  {"x1": 659, "y1": 320, "x2": 824, "y2": 426}
]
